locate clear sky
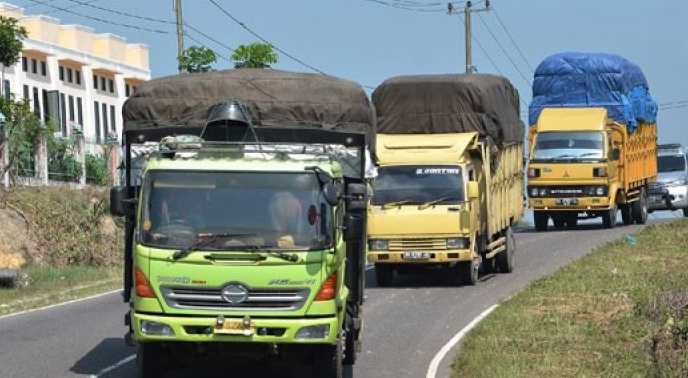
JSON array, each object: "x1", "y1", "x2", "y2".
[{"x1": 12, "y1": 0, "x2": 688, "y2": 146}]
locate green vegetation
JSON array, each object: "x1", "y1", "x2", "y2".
[
  {"x1": 452, "y1": 220, "x2": 688, "y2": 377},
  {"x1": 231, "y1": 42, "x2": 279, "y2": 69},
  {"x1": 47, "y1": 136, "x2": 82, "y2": 182},
  {"x1": 0, "y1": 15, "x2": 27, "y2": 97},
  {"x1": 178, "y1": 45, "x2": 217, "y2": 73},
  {"x1": 85, "y1": 153, "x2": 108, "y2": 186}
]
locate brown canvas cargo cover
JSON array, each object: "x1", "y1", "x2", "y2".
[
  {"x1": 122, "y1": 68, "x2": 375, "y2": 141},
  {"x1": 372, "y1": 74, "x2": 524, "y2": 147}
]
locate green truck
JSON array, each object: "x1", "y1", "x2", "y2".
[{"x1": 110, "y1": 70, "x2": 374, "y2": 377}]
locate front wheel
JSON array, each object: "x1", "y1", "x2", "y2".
[
  {"x1": 534, "y1": 211, "x2": 549, "y2": 232},
  {"x1": 312, "y1": 340, "x2": 343, "y2": 378},
  {"x1": 620, "y1": 204, "x2": 633, "y2": 225},
  {"x1": 632, "y1": 189, "x2": 648, "y2": 224},
  {"x1": 457, "y1": 257, "x2": 479, "y2": 285},
  {"x1": 495, "y1": 227, "x2": 515, "y2": 273},
  {"x1": 602, "y1": 204, "x2": 618, "y2": 229},
  {"x1": 137, "y1": 343, "x2": 165, "y2": 378},
  {"x1": 552, "y1": 215, "x2": 565, "y2": 230}
]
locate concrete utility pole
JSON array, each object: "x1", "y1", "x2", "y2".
[
  {"x1": 174, "y1": 0, "x2": 184, "y2": 73},
  {"x1": 448, "y1": 0, "x2": 491, "y2": 74}
]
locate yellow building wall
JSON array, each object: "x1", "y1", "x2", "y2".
[{"x1": 59, "y1": 26, "x2": 94, "y2": 53}]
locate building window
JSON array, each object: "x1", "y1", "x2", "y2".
[
  {"x1": 100, "y1": 77, "x2": 106, "y2": 92},
  {"x1": 102, "y1": 103, "x2": 108, "y2": 134},
  {"x1": 23, "y1": 85, "x2": 29, "y2": 101},
  {"x1": 41, "y1": 61, "x2": 47, "y2": 76},
  {"x1": 77, "y1": 97, "x2": 83, "y2": 126},
  {"x1": 110, "y1": 105, "x2": 116, "y2": 133},
  {"x1": 108, "y1": 79, "x2": 114, "y2": 94},
  {"x1": 31, "y1": 59, "x2": 37, "y2": 74},
  {"x1": 75, "y1": 70, "x2": 81, "y2": 86},
  {"x1": 21, "y1": 57, "x2": 27, "y2": 72},
  {"x1": 33, "y1": 87, "x2": 40, "y2": 118},
  {"x1": 93, "y1": 75, "x2": 98, "y2": 90},
  {"x1": 60, "y1": 93, "x2": 67, "y2": 136},
  {"x1": 94, "y1": 101, "x2": 101, "y2": 144},
  {"x1": 59, "y1": 66, "x2": 65, "y2": 81},
  {"x1": 67, "y1": 68, "x2": 73, "y2": 83},
  {"x1": 68, "y1": 95, "x2": 75, "y2": 122},
  {"x1": 42, "y1": 90, "x2": 49, "y2": 124},
  {"x1": 3, "y1": 80, "x2": 10, "y2": 100}
]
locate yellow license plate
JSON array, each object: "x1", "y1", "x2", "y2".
[{"x1": 214, "y1": 319, "x2": 256, "y2": 336}]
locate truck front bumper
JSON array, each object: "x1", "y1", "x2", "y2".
[
  {"x1": 133, "y1": 312, "x2": 338, "y2": 344},
  {"x1": 367, "y1": 249, "x2": 472, "y2": 264},
  {"x1": 649, "y1": 185, "x2": 688, "y2": 210},
  {"x1": 529, "y1": 196, "x2": 611, "y2": 211}
]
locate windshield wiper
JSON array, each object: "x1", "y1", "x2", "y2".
[
  {"x1": 172, "y1": 233, "x2": 256, "y2": 260},
  {"x1": 418, "y1": 196, "x2": 458, "y2": 210},
  {"x1": 381, "y1": 200, "x2": 413, "y2": 210},
  {"x1": 242, "y1": 245, "x2": 300, "y2": 262}
]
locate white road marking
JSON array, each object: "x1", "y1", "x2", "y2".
[
  {"x1": 426, "y1": 304, "x2": 499, "y2": 378},
  {"x1": 90, "y1": 354, "x2": 136, "y2": 378},
  {"x1": 0, "y1": 289, "x2": 121, "y2": 321}
]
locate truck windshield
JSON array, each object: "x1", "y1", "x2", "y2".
[
  {"x1": 140, "y1": 171, "x2": 333, "y2": 251},
  {"x1": 658, "y1": 155, "x2": 686, "y2": 173},
  {"x1": 372, "y1": 166, "x2": 463, "y2": 206},
  {"x1": 534, "y1": 132, "x2": 604, "y2": 161}
]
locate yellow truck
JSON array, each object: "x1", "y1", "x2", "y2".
[
  {"x1": 367, "y1": 74, "x2": 525, "y2": 286},
  {"x1": 527, "y1": 53, "x2": 658, "y2": 231}
]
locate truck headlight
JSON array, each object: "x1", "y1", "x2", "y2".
[
  {"x1": 141, "y1": 320, "x2": 175, "y2": 336},
  {"x1": 295, "y1": 324, "x2": 330, "y2": 340},
  {"x1": 595, "y1": 186, "x2": 606, "y2": 196},
  {"x1": 368, "y1": 239, "x2": 388, "y2": 251},
  {"x1": 447, "y1": 237, "x2": 470, "y2": 249},
  {"x1": 529, "y1": 187, "x2": 539, "y2": 197}
]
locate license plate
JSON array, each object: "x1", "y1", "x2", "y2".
[
  {"x1": 403, "y1": 251, "x2": 431, "y2": 260},
  {"x1": 214, "y1": 319, "x2": 256, "y2": 336},
  {"x1": 557, "y1": 198, "x2": 578, "y2": 206}
]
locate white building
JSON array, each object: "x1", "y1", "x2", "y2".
[{"x1": 0, "y1": 2, "x2": 150, "y2": 153}]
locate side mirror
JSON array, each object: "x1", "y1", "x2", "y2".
[
  {"x1": 344, "y1": 214, "x2": 363, "y2": 241},
  {"x1": 611, "y1": 148, "x2": 621, "y2": 161},
  {"x1": 346, "y1": 183, "x2": 367, "y2": 211},
  {"x1": 322, "y1": 181, "x2": 343, "y2": 206},
  {"x1": 467, "y1": 181, "x2": 479, "y2": 200},
  {"x1": 110, "y1": 186, "x2": 135, "y2": 217}
]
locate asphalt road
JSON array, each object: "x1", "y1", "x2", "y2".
[{"x1": 0, "y1": 221, "x2": 648, "y2": 378}]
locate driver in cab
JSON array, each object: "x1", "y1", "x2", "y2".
[{"x1": 269, "y1": 191, "x2": 305, "y2": 249}]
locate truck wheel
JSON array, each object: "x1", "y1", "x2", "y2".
[
  {"x1": 342, "y1": 317, "x2": 358, "y2": 365},
  {"x1": 631, "y1": 189, "x2": 648, "y2": 224},
  {"x1": 374, "y1": 264, "x2": 394, "y2": 287},
  {"x1": 565, "y1": 214, "x2": 578, "y2": 229},
  {"x1": 534, "y1": 211, "x2": 549, "y2": 232},
  {"x1": 552, "y1": 215, "x2": 565, "y2": 230},
  {"x1": 684, "y1": 208, "x2": 688, "y2": 218},
  {"x1": 620, "y1": 204, "x2": 633, "y2": 225},
  {"x1": 496, "y1": 227, "x2": 515, "y2": 273},
  {"x1": 602, "y1": 205, "x2": 618, "y2": 229},
  {"x1": 312, "y1": 339, "x2": 343, "y2": 378},
  {"x1": 137, "y1": 343, "x2": 164, "y2": 378},
  {"x1": 458, "y1": 257, "x2": 479, "y2": 285}
]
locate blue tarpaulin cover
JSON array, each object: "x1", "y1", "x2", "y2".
[{"x1": 528, "y1": 52, "x2": 658, "y2": 131}]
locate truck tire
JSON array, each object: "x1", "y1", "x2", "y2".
[
  {"x1": 496, "y1": 227, "x2": 515, "y2": 273},
  {"x1": 137, "y1": 343, "x2": 164, "y2": 378},
  {"x1": 684, "y1": 208, "x2": 688, "y2": 218},
  {"x1": 312, "y1": 339, "x2": 343, "y2": 378},
  {"x1": 458, "y1": 257, "x2": 479, "y2": 285},
  {"x1": 602, "y1": 204, "x2": 618, "y2": 229},
  {"x1": 342, "y1": 314, "x2": 358, "y2": 365},
  {"x1": 632, "y1": 189, "x2": 648, "y2": 224},
  {"x1": 565, "y1": 214, "x2": 578, "y2": 229},
  {"x1": 534, "y1": 211, "x2": 549, "y2": 232},
  {"x1": 552, "y1": 215, "x2": 565, "y2": 230},
  {"x1": 620, "y1": 204, "x2": 633, "y2": 225},
  {"x1": 374, "y1": 264, "x2": 394, "y2": 287}
]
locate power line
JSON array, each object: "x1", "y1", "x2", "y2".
[
  {"x1": 184, "y1": 33, "x2": 231, "y2": 63},
  {"x1": 184, "y1": 23, "x2": 235, "y2": 53},
  {"x1": 60, "y1": 0, "x2": 172, "y2": 24},
  {"x1": 476, "y1": 12, "x2": 531, "y2": 86},
  {"x1": 492, "y1": 8, "x2": 534, "y2": 73},
  {"x1": 361, "y1": 0, "x2": 447, "y2": 13},
  {"x1": 23, "y1": 0, "x2": 170, "y2": 34},
  {"x1": 207, "y1": 0, "x2": 328, "y2": 75}
]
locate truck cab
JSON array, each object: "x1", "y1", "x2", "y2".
[{"x1": 649, "y1": 144, "x2": 688, "y2": 216}]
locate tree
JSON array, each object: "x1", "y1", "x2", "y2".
[
  {"x1": 231, "y1": 42, "x2": 278, "y2": 69},
  {"x1": 178, "y1": 46, "x2": 217, "y2": 73},
  {"x1": 0, "y1": 97, "x2": 50, "y2": 184},
  {"x1": 0, "y1": 16, "x2": 27, "y2": 98}
]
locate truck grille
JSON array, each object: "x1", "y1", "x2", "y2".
[
  {"x1": 160, "y1": 285, "x2": 309, "y2": 311},
  {"x1": 388, "y1": 238, "x2": 447, "y2": 251}
]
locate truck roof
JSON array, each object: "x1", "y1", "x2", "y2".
[
  {"x1": 143, "y1": 155, "x2": 342, "y2": 178},
  {"x1": 375, "y1": 132, "x2": 478, "y2": 165},
  {"x1": 536, "y1": 108, "x2": 608, "y2": 132}
]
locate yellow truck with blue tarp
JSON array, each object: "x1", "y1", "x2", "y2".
[
  {"x1": 366, "y1": 74, "x2": 525, "y2": 286},
  {"x1": 527, "y1": 52, "x2": 658, "y2": 231}
]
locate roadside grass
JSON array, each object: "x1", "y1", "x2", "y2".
[
  {"x1": 0, "y1": 265, "x2": 121, "y2": 316},
  {"x1": 452, "y1": 220, "x2": 688, "y2": 378}
]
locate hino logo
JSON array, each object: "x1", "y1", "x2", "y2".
[{"x1": 220, "y1": 284, "x2": 249, "y2": 304}]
